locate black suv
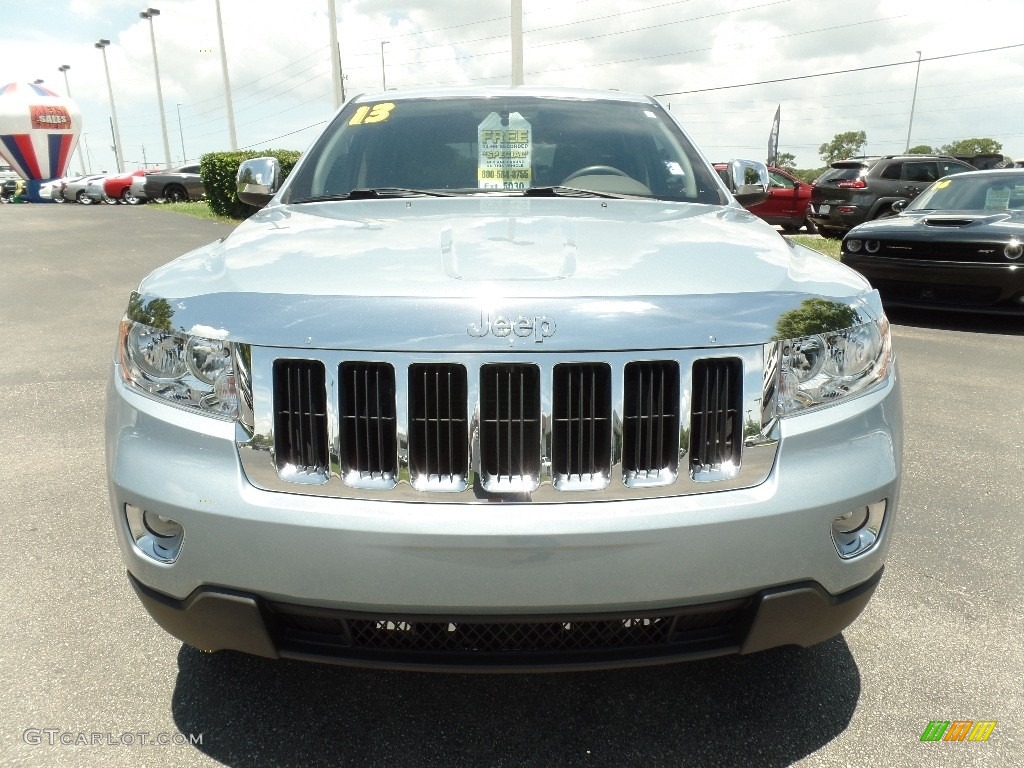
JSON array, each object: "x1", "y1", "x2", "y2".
[{"x1": 808, "y1": 155, "x2": 976, "y2": 237}]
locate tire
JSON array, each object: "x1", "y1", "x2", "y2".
[
  {"x1": 781, "y1": 224, "x2": 801, "y2": 233},
  {"x1": 817, "y1": 227, "x2": 844, "y2": 240},
  {"x1": 164, "y1": 184, "x2": 189, "y2": 203},
  {"x1": 802, "y1": 219, "x2": 818, "y2": 234},
  {"x1": 102, "y1": 193, "x2": 119, "y2": 205},
  {"x1": 76, "y1": 190, "x2": 94, "y2": 205},
  {"x1": 121, "y1": 188, "x2": 142, "y2": 205}
]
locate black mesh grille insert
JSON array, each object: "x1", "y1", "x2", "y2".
[
  {"x1": 552, "y1": 363, "x2": 612, "y2": 482},
  {"x1": 272, "y1": 359, "x2": 329, "y2": 474},
  {"x1": 690, "y1": 358, "x2": 743, "y2": 472},
  {"x1": 268, "y1": 600, "x2": 753, "y2": 664},
  {"x1": 408, "y1": 364, "x2": 469, "y2": 483},
  {"x1": 479, "y1": 364, "x2": 541, "y2": 484},
  {"x1": 339, "y1": 362, "x2": 398, "y2": 481},
  {"x1": 622, "y1": 361, "x2": 680, "y2": 479}
]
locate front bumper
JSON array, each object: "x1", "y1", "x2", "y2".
[
  {"x1": 128, "y1": 567, "x2": 884, "y2": 671},
  {"x1": 842, "y1": 254, "x2": 1024, "y2": 313},
  {"x1": 107, "y1": 364, "x2": 902, "y2": 667}
]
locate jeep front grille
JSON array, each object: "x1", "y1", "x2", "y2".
[{"x1": 247, "y1": 349, "x2": 778, "y2": 502}]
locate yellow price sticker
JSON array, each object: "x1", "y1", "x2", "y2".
[{"x1": 934, "y1": 179, "x2": 951, "y2": 189}]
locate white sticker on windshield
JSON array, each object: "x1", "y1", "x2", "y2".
[
  {"x1": 478, "y1": 112, "x2": 532, "y2": 190},
  {"x1": 984, "y1": 186, "x2": 1010, "y2": 210}
]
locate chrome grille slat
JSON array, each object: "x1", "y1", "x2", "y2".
[
  {"x1": 552, "y1": 363, "x2": 611, "y2": 488},
  {"x1": 339, "y1": 362, "x2": 398, "y2": 488},
  {"x1": 409, "y1": 364, "x2": 468, "y2": 489},
  {"x1": 272, "y1": 359, "x2": 329, "y2": 483},
  {"x1": 622, "y1": 361, "x2": 680, "y2": 486},
  {"x1": 480, "y1": 364, "x2": 541, "y2": 492},
  {"x1": 690, "y1": 358, "x2": 743, "y2": 481}
]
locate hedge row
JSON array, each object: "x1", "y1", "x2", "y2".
[{"x1": 199, "y1": 149, "x2": 302, "y2": 220}]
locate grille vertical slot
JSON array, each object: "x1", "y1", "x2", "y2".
[
  {"x1": 408, "y1": 363, "x2": 469, "y2": 491},
  {"x1": 273, "y1": 359, "x2": 329, "y2": 483},
  {"x1": 479, "y1": 364, "x2": 541, "y2": 492},
  {"x1": 552, "y1": 363, "x2": 612, "y2": 490},
  {"x1": 622, "y1": 361, "x2": 680, "y2": 486},
  {"x1": 339, "y1": 362, "x2": 398, "y2": 488},
  {"x1": 690, "y1": 357, "x2": 743, "y2": 480}
]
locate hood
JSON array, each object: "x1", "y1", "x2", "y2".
[
  {"x1": 849, "y1": 210, "x2": 1024, "y2": 239},
  {"x1": 134, "y1": 197, "x2": 876, "y2": 351}
]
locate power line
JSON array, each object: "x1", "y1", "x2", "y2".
[{"x1": 654, "y1": 43, "x2": 1024, "y2": 97}]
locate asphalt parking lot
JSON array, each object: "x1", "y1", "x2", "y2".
[{"x1": 1, "y1": 203, "x2": 1021, "y2": 768}]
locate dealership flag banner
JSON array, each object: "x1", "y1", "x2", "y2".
[{"x1": 768, "y1": 105, "x2": 780, "y2": 167}]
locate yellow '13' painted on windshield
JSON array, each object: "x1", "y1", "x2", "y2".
[{"x1": 349, "y1": 103, "x2": 396, "y2": 125}]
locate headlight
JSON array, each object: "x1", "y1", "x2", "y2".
[
  {"x1": 844, "y1": 238, "x2": 862, "y2": 253},
  {"x1": 118, "y1": 318, "x2": 239, "y2": 419},
  {"x1": 777, "y1": 316, "x2": 892, "y2": 415}
]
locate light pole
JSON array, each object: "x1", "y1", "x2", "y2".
[
  {"x1": 140, "y1": 8, "x2": 172, "y2": 170},
  {"x1": 57, "y1": 65, "x2": 87, "y2": 175},
  {"x1": 328, "y1": 0, "x2": 343, "y2": 109},
  {"x1": 95, "y1": 39, "x2": 125, "y2": 172},
  {"x1": 380, "y1": 40, "x2": 389, "y2": 92},
  {"x1": 176, "y1": 103, "x2": 186, "y2": 165},
  {"x1": 905, "y1": 50, "x2": 922, "y2": 152},
  {"x1": 214, "y1": 0, "x2": 238, "y2": 149},
  {"x1": 511, "y1": 0, "x2": 523, "y2": 86}
]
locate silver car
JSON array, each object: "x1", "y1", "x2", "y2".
[{"x1": 106, "y1": 88, "x2": 902, "y2": 671}]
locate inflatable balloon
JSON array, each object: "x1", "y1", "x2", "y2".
[{"x1": 0, "y1": 82, "x2": 82, "y2": 202}]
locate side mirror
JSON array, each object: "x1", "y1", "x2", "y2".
[
  {"x1": 236, "y1": 157, "x2": 281, "y2": 208},
  {"x1": 723, "y1": 159, "x2": 770, "y2": 206},
  {"x1": 891, "y1": 199, "x2": 908, "y2": 214}
]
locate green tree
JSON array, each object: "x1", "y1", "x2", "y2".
[
  {"x1": 774, "y1": 298, "x2": 858, "y2": 340},
  {"x1": 818, "y1": 131, "x2": 867, "y2": 164},
  {"x1": 907, "y1": 144, "x2": 934, "y2": 154},
  {"x1": 774, "y1": 152, "x2": 797, "y2": 170},
  {"x1": 939, "y1": 138, "x2": 1002, "y2": 156}
]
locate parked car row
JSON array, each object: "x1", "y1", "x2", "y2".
[{"x1": 15, "y1": 164, "x2": 206, "y2": 205}]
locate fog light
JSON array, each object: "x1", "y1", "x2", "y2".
[
  {"x1": 125, "y1": 504, "x2": 184, "y2": 563},
  {"x1": 832, "y1": 500, "x2": 886, "y2": 559}
]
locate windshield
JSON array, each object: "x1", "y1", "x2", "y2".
[
  {"x1": 282, "y1": 95, "x2": 726, "y2": 204},
  {"x1": 908, "y1": 172, "x2": 1024, "y2": 212}
]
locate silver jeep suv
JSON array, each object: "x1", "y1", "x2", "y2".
[{"x1": 106, "y1": 88, "x2": 902, "y2": 671}]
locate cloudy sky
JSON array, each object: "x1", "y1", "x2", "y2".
[{"x1": 2, "y1": 0, "x2": 1022, "y2": 174}]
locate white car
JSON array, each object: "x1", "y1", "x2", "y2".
[{"x1": 107, "y1": 87, "x2": 902, "y2": 671}]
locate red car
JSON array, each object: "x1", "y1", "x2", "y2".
[
  {"x1": 103, "y1": 169, "x2": 149, "y2": 205},
  {"x1": 715, "y1": 164, "x2": 815, "y2": 232}
]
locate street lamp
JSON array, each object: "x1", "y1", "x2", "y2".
[
  {"x1": 214, "y1": 0, "x2": 238, "y2": 149},
  {"x1": 140, "y1": 8, "x2": 172, "y2": 170},
  {"x1": 905, "y1": 50, "x2": 922, "y2": 152},
  {"x1": 176, "y1": 103, "x2": 186, "y2": 166},
  {"x1": 57, "y1": 65, "x2": 87, "y2": 175},
  {"x1": 95, "y1": 39, "x2": 125, "y2": 172},
  {"x1": 380, "y1": 40, "x2": 389, "y2": 91}
]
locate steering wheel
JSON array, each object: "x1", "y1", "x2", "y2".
[{"x1": 562, "y1": 165, "x2": 631, "y2": 183}]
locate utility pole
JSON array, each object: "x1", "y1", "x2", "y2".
[
  {"x1": 905, "y1": 51, "x2": 922, "y2": 152},
  {"x1": 328, "y1": 0, "x2": 343, "y2": 109},
  {"x1": 95, "y1": 39, "x2": 125, "y2": 172},
  {"x1": 511, "y1": 0, "x2": 524, "y2": 86},
  {"x1": 140, "y1": 8, "x2": 173, "y2": 170},
  {"x1": 214, "y1": 0, "x2": 237, "y2": 149},
  {"x1": 58, "y1": 65, "x2": 87, "y2": 176}
]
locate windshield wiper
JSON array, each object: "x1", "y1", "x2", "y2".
[
  {"x1": 291, "y1": 187, "x2": 456, "y2": 203},
  {"x1": 523, "y1": 185, "x2": 628, "y2": 199}
]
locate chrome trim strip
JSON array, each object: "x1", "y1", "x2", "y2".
[{"x1": 238, "y1": 347, "x2": 780, "y2": 503}]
